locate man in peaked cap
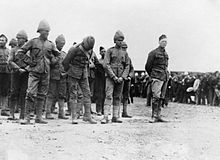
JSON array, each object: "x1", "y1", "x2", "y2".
[
  {"x1": 102, "y1": 30, "x2": 130, "y2": 124},
  {"x1": 45, "y1": 34, "x2": 68, "y2": 120},
  {"x1": 17, "y1": 20, "x2": 59, "y2": 124},
  {"x1": 145, "y1": 34, "x2": 169, "y2": 123},
  {"x1": 8, "y1": 30, "x2": 29, "y2": 120},
  {"x1": 62, "y1": 36, "x2": 97, "y2": 124}
]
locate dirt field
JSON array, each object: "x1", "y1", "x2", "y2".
[{"x1": 1, "y1": 97, "x2": 220, "y2": 160}]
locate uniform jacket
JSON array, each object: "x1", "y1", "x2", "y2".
[
  {"x1": 62, "y1": 45, "x2": 89, "y2": 79},
  {"x1": 0, "y1": 47, "x2": 10, "y2": 73},
  {"x1": 104, "y1": 46, "x2": 130, "y2": 79},
  {"x1": 145, "y1": 46, "x2": 169, "y2": 81},
  {"x1": 18, "y1": 37, "x2": 58, "y2": 74},
  {"x1": 50, "y1": 50, "x2": 66, "y2": 80},
  {"x1": 9, "y1": 46, "x2": 30, "y2": 72}
]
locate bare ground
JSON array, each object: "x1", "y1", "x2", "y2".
[{"x1": 1, "y1": 97, "x2": 220, "y2": 160}]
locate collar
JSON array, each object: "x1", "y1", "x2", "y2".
[{"x1": 158, "y1": 46, "x2": 166, "y2": 52}]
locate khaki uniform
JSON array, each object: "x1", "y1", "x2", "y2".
[
  {"x1": 62, "y1": 45, "x2": 96, "y2": 124},
  {"x1": 9, "y1": 46, "x2": 29, "y2": 119},
  {"x1": 104, "y1": 46, "x2": 130, "y2": 120},
  {"x1": 19, "y1": 37, "x2": 58, "y2": 121}
]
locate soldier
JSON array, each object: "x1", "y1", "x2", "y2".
[
  {"x1": 8, "y1": 30, "x2": 29, "y2": 120},
  {"x1": 62, "y1": 36, "x2": 97, "y2": 124},
  {"x1": 18, "y1": 20, "x2": 59, "y2": 124},
  {"x1": 94, "y1": 46, "x2": 106, "y2": 116},
  {"x1": 88, "y1": 50, "x2": 96, "y2": 103},
  {"x1": 45, "y1": 34, "x2": 68, "y2": 120},
  {"x1": 0, "y1": 34, "x2": 10, "y2": 124},
  {"x1": 9, "y1": 38, "x2": 17, "y2": 49},
  {"x1": 145, "y1": 34, "x2": 169, "y2": 123},
  {"x1": 101, "y1": 30, "x2": 130, "y2": 124},
  {"x1": 121, "y1": 42, "x2": 134, "y2": 118}
]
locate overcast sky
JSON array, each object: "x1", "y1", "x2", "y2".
[{"x1": 1, "y1": 0, "x2": 220, "y2": 72}]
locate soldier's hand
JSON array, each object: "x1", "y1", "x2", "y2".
[
  {"x1": 113, "y1": 76, "x2": 119, "y2": 83},
  {"x1": 127, "y1": 77, "x2": 131, "y2": 81},
  {"x1": 117, "y1": 77, "x2": 123, "y2": 83}
]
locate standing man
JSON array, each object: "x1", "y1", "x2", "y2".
[
  {"x1": 102, "y1": 30, "x2": 130, "y2": 124},
  {"x1": 0, "y1": 34, "x2": 10, "y2": 124},
  {"x1": 94, "y1": 46, "x2": 106, "y2": 116},
  {"x1": 45, "y1": 34, "x2": 68, "y2": 120},
  {"x1": 18, "y1": 20, "x2": 59, "y2": 124},
  {"x1": 121, "y1": 41, "x2": 134, "y2": 118},
  {"x1": 8, "y1": 30, "x2": 29, "y2": 120},
  {"x1": 145, "y1": 34, "x2": 169, "y2": 123},
  {"x1": 62, "y1": 36, "x2": 97, "y2": 124}
]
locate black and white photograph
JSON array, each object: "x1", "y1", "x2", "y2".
[{"x1": 0, "y1": 0, "x2": 220, "y2": 159}]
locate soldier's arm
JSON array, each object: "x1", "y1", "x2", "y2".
[
  {"x1": 145, "y1": 51, "x2": 154, "y2": 76},
  {"x1": 19, "y1": 39, "x2": 33, "y2": 54},
  {"x1": 62, "y1": 46, "x2": 76, "y2": 71},
  {"x1": 103, "y1": 48, "x2": 116, "y2": 79},
  {"x1": 121, "y1": 52, "x2": 130, "y2": 79},
  {"x1": 128, "y1": 58, "x2": 135, "y2": 78}
]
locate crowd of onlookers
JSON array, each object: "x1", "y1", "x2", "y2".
[{"x1": 132, "y1": 71, "x2": 220, "y2": 107}]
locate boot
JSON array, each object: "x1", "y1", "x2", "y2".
[
  {"x1": 156, "y1": 101, "x2": 167, "y2": 122},
  {"x1": 83, "y1": 103, "x2": 97, "y2": 124},
  {"x1": 101, "y1": 105, "x2": 110, "y2": 124},
  {"x1": 20, "y1": 99, "x2": 34, "y2": 125},
  {"x1": 69, "y1": 101, "x2": 78, "y2": 124},
  {"x1": 122, "y1": 101, "x2": 132, "y2": 118},
  {"x1": 35, "y1": 99, "x2": 47, "y2": 124},
  {"x1": 112, "y1": 105, "x2": 122, "y2": 123},
  {"x1": 1, "y1": 96, "x2": 10, "y2": 116},
  {"x1": 19, "y1": 96, "x2": 25, "y2": 119},
  {"x1": 58, "y1": 99, "x2": 68, "y2": 119},
  {"x1": 8, "y1": 100, "x2": 16, "y2": 120},
  {"x1": 65, "y1": 101, "x2": 71, "y2": 116},
  {"x1": 45, "y1": 98, "x2": 54, "y2": 119},
  {"x1": 76, "y1": 103, "x2": 83, "y2": 119}
]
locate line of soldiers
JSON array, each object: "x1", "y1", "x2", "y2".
[{"x1": 0, "y1": 19, "x2": 134, "y2": 125}]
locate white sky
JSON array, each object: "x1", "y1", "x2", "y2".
[{"x1": 1, "y1": 0, "x2": 220, "y2": 72}]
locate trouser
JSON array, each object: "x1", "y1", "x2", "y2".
[
  {"x1": 122, "y1": 80, "x2": 131, "y2": 114},
  {"x1": 0, "y1": 73, "x2": 10, "y2": 110},
  {"x1": 68, "y1": 76, "x2": 92, "y2": 118},
  {"x1": 24, "y1": 72, "x2": 49, "y2": 119},
  {"x1": 10, "y1": 71, "x2": 28, "y2": 118},
  {"x1": 104, "y1": 77, "x2": 124, "y2": 118},
  {"x1": 151, "y1": 78, "x2": 167, "y2": 118},
  {"x1": 46, "y1": 78, "x2": 66, "y2": 115}
]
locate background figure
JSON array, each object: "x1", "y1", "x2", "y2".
[
  {"x1": 8, "y1": 30, "x2": 29, "y2": 120},
  {"x1": 0, "y1": 34, "x2": 10, "y2": 120},
  {"x1": 121, "y1": 42, "x2": 134, "y2": 118},
  {"x1": 45, "y1": 34, "x2": 68, "y2": 120},
  {"x1": 88, "y1": 50, "x2": 97, "y2": 103},
  {"x1": 94, "y1": 46, "x2": 106, "y2": 116},
  {"x1": 9, "y1": 38, "x2": 17, "y2": 49}
]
